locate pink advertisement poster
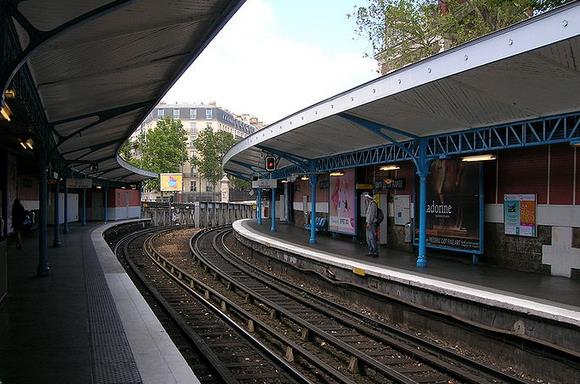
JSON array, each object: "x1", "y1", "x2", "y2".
[{"x1": 329, "y1": 169, "x2": 356, "y2": 235}]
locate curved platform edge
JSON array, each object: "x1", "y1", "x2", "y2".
[
  {"x1": 233, "y1": 219, "x2": 580, "y2": 328},
  {"x1": 91, "y1": 220, "x2": 200, "y2": 384}
]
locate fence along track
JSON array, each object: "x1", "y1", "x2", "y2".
[
  {"x1": 190, "y1": 226, "x2": 531, "y2": 384},
  {"x1": 119, "y1": 227, "x2": 308, "y2": 384}
]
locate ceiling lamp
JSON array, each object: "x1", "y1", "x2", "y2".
[
  {"x1": 0, "y1": 102, "x2": 12, "y2": 121},
  {"x1": 329, "y1": 171, "x2": 344, "y2": 177},
  {"x1": 379, "y1": 164, "x2": 400, "y2": 171},
  {"x1": 4, "y1": 89, "x2": 16, "y2": 99},
  {"x1": 281, "y1": 179, "x2": 289, "y2": 183},
  {"x1": 300, "y1": 175, "x2": 309, "y2": 181},
  {"x1": 461, "y1": 154, "x2": 496, "y2": 162},
  {"x1": 25, "y1": 138, "x2": 33, "y2": 150}
]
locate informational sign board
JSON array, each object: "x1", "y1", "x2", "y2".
[
  {"x1": 504, "y1": 194, "x2": 537, "y2": 237},
  {"x1": 393, "y1": 195, "x2": 410, "y2": 226},
  {"x1": 329, "y1": 169, "x2": 356, "y2": 235},
  {"x1": 414, "y1": 159, "x2": 482, "y2": 253},
  {"x1": 160, "y1": 173, "x2": 183, "y2": 192},
  {"x1": 66, "y1": 178, "x2": 93, "y2": 189},
  {"x1": 252, "y1": 179, "x2": 277, "y2": 189},
  {"x1": 375, "y1": 178, "x2": 405, "y2": 190}
]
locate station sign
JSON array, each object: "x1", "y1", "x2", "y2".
[
  {"x1": 66, "y1": 178, "x2": 93, "y2": 189},
  {"x1": 375, "y1": 178, "x2": 405, "y2": 190},
  {"x1": 252, "y1": 179, "x2": 277, "y2": 189}
]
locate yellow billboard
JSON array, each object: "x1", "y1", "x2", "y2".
[{"x1": 160, "y1": 173, "x2": 183, "y2": 192}]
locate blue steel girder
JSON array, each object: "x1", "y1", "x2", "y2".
[
  {"x1": 266, "y1": 111, "x2": 580, "y2": 178},
  {"x1": 337, "y1": 113, "x2": 419, "y2": 167},
  {"x1": 229, "y1": 159, "x2": 262, "y2": 173},
  {"x1": 226, "y1": 170, "x2": 251, "y2": 181},
  {"x1": 425, "y1": 112, "x2": 580, "y2": 158},
  {"x1": 1, "y1": 0, "x2": 135, "y2": 101}
]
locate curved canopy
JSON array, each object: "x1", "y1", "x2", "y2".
[
  {"x1": 7, "y1": 0, "x2": 244, "y2": 182},
  {"x1": 224, "y1": 2, "x2": 580, "y2": 179}
]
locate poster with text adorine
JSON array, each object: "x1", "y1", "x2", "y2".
[{"x1": 504, "y1": 194, "x2": 537, "y2": 237}]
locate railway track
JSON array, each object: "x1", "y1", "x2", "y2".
[
  {"x1": 115, "y1": 225, "x2": 533, "y2": 383},
  {"x1": 115, "y1": 226, "x2": 309, "y2": 384}
]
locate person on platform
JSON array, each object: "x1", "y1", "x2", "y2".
[
  {"x1": 11, "y1": 198, "x2": 26, "y2": 249},
  {"x1": 363, "y1": 192, "x2": 378, "y2": 257}
]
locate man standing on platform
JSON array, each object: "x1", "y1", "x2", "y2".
[{"x1": 363, "y1": 192, "x2": 378, "y2": 257}]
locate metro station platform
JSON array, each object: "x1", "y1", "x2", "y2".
[
  {"x1": 233, "y1": 219, "x2": 580, "y2": 356},
  {"x1": 0, "y1": 221, "x2": 198, "y2": 384}
]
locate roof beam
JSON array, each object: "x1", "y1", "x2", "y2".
[
  {"x1": 1, "y1": 0, "x2": 135, "y2": 102},
  {"x1": 229, "y1": 159, "x2": 262, "y2": 173},
  {"x1": 255, "y1": 144, "x2": 309, "y2": 171},
  {"x1": 338, "y1": 113, "x2": 419, "y2": 140}
]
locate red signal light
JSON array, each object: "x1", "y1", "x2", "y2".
[{"x1": 265, "y1": 156, "x2": 276, "y2": 171}]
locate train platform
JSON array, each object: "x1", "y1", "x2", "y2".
[
  {"x1": 233, "y1": 219, "x2": 580, "y2": 354},
  {"x1": 0, "y1": 221, "x2": 198, "y2": 384}
]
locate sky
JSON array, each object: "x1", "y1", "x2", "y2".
[{"x1": 162, "y1": 0, "x2": 378, "y2": 124}]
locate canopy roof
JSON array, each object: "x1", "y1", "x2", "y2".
[
  {"x1": 9, "y1": 0, "x2": 244, "y2": 182},
  {"x1": 224, "y1": 2, "x2": 580, "y2": 179}
]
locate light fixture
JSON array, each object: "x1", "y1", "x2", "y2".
[
  {"x1": 379, "y1": 164, "x2": 400, "y2": 171},
  {"x1": 4, "y1": 89, "x2": 15, "y2": 99},
  {"x1": 300, "y1": 175, "x2": 309, "y2": 181},
  {"x1": 95, "y1": 185, "x2": 102, "y2": 189},
  {"x1": 25, "y1": 138, "x2": 33, "y2": 150},
  {"x1": 461, "y1": 154, "x2": 496, "y2": 162},
  {"x1": 281, "y1": 179, "x2": 289, "y2": 183},
  {"x1": 19, "y1": 140, "x2": 27, "y2": 150},
  {"x1": 1, "y1": 102, "x2": 12, "y2": 121},
  {"x1": 329, "y1": 171, "x2": 344, "y2": 177}
]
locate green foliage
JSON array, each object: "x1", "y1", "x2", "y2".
[
  {"x1": 351, "y1": 0, "x2": 569, "y2": 70},
  {"x1": 137, "y1": 118, "x2": 188, "y2": 190},
  {"x1": 192, "y1": 126, "x2": 237, "y2": 185},
  {"x1": 231, "y1": 177, "x2": 251, "y2": 191}
]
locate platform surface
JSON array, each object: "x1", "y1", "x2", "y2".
[
  {"x1": 0, "y1": 222, "x2": 198, "y2": 384},
  {"x1": 236, "y1": 219, "x2": 580, "y2": 325}
]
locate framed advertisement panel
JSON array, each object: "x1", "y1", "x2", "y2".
[
  {"x1": 160, "y1": 173, "x2": 183, "y2": 192},
  {"x1": 504, "y1": 194, "x2": 537, "y2": 237},
  {"x1": 329, "y1": 169, "x2": 356, "y2": 235},
  {"x1": 414, "y1": 159, "x2": 483, "y2": 254}
]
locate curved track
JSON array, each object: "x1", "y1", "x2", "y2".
[{"x1": 115, "y1": 226, "x2": 308, "y2": 384}]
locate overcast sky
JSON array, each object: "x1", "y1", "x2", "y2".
[{"x1": 162, "y1": 0, "x2": 378, "y2": 124}]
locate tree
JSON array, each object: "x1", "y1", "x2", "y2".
[
  {"x1": 351, "y1": 0, "x2": 569, "y2": 72},
  {"x1": 138, "y1": 118, "x2": 188, "y2": 190},
  {"x1": 192, "y1": 125, "x2": 237, "y2": 186}
]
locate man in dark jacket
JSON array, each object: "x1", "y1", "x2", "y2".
[
  {"x1": 363, "y1": 192, "x2": 378, "y2": 257},
  {"x1": 12, "y1": 198, "x2": 26, "y2": 249}
]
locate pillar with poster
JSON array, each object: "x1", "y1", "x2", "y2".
[{"x1": 414, "y1": 158, "x2": 483, "y2": 254}]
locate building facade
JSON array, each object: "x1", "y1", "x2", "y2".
[{"x1": 135, "y1": 102, "x2": 262, "y2": 200}]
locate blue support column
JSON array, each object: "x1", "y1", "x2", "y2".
[
  {"x1": 104, "y1": 187, "x2": 108, "y2": 223},
  {"x1": 309, "y1": 174, "x2": 318, "y2": 244},
  {"x1": 53, "y1": 179, "x2": 61, "y2": 248},
  {"x1": 82, "y1": 189, "x2": 87, "y2": 226},
  {"x1": 270, "y1": 186, "x2": 277, "y2": 232},
  {"x1": 37, "y1": 163, "x2": 50, "y2": 276},
  {"x1": 63, "y1": 178, "x2": 69, "y2": 233},
  {"x1": 416, "y1": 139, "x2": 430, "y2": 268},
  {"x1": 257, "y1": 189, "x2": 262, "y2": 225},
  {"x1": 284, "y1": 181, "x2": 289, "y2": 223}
]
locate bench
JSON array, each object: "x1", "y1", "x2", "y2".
[{"x1": 304, "y1": 216, "x2": 327, "y2": 232}]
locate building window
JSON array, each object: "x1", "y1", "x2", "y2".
[
  {"x1": 190, "y1": 121, "x2": 197, "y2": 136},
  {"x1": 157, "y1": 109, "x2": 164, "y2": 117},
  {"x1": 173, "y1": 109, "x2": 180, "y2": 118},
  {"x1": 206, "y1": 184, "x2": 214, "y2": 192},
  {"x1": 190, "y1": 181, "x2": 196, "y2": 192},
  {"x1": 190, "y1": 109, "x2": 197, "y2": 119},
  {"x1": 205, "y1": 109, "x2": 212, "y2": 119}
]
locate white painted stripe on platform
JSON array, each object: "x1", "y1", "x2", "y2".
[
  {"x1": 92, "y1": 220, "x2": 200, "y2": 384},
  {"x1": 233, "y1": 219, "x2": 580, "y2": 327}
]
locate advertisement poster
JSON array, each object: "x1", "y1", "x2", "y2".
[
  {"x1": 329, "y1": 169, "x2": 355, "y2": 235},
  {"x1": 415, "y1": 159, "x2": 482, "y2": 253},
  {"x1": 504, "y1": 194, "x2": 536, "y2": 237},
  {"x1": 160, "y1": 173, "x2": 183, "y2": 192}
]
